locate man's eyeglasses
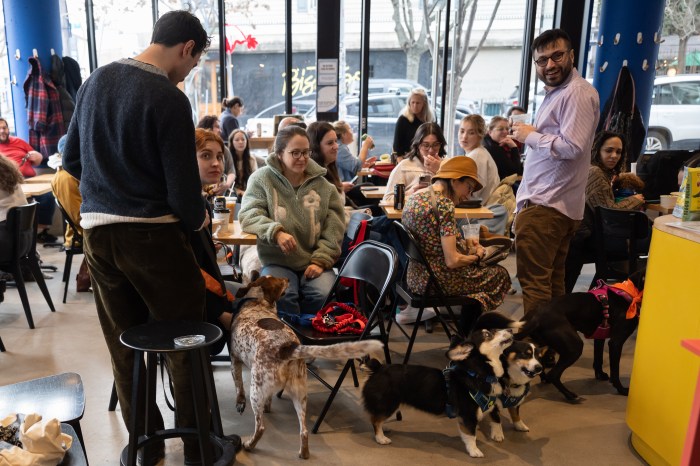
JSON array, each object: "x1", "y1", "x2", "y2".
[
  {"x1": 533, "y1": 49, "x2": 570, "y2": 67},
  {"x1": 419, "y1": 142, "x2": 442, "y2": 151},
  {"x1": 286, "y1": 149, "x2": 311, "y2": 159}
]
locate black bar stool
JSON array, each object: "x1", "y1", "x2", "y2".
[{"x1": 119, "y1": 321, "x2": 236, "y2": 466}]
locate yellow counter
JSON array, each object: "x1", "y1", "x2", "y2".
[{"x1": 627, "y1": 215, "x2": 700, "y2": 465}]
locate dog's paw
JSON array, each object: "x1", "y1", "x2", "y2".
[
  {"x1": 374, "y1": 434, "x2": 392, "y2": 445},
  {"x1": 489, "y1": 422, "x2": 504, "y2": 442},
  {"x1": 513, "y1": 420, "x2": 530, "y2": 432},
  {"x1": 298, "y1": 447, "x2": 310, "y2": 459},
  {"x1": 243, "y1": 438, "x2": 255, "y2": 451},
  {"x1": 467, "y1": 446, "x2": 485, "y2": 458},
  {"x1": 595, "y1": 369, "x2": 610, "y2": 381},
  {"x1": 236, "y1": 399, "x2": 247, "y2": 414}
]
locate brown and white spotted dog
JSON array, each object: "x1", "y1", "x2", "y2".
[{"x1": 230, "y1": 274, "x2": 383, "y2": 459}]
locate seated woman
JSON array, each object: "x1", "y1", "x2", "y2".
[
  {"x1": 192, "y1": 129, "x2": 238, "y2": 351},
  {"x1": 333, "y1": 120, "x2": 376, "y2": 182},
  {"x1": 482, "y1": 116, "x2": 523, "y2": 180},
  {"x1": 382, "y1": 122, "x2": 445, "y2": 204},
  {"x1": 0, "y1": 154, "x2": 28, "y2": 256},
  {"x1": 196, "y1": 115, "x2": 236, "y2": 196},
  {"x1": 564, "y1": 130, "x2": 647, "y2": 292},
  {"x1": 239, "y1": 126, "x2": 345, "y2": 315},
  {"x1": 401, "y1": 156, "x2": 512, "y2": 333},
  {"x1": 228, "y1": 129, "x2": 258, "y2": 197}
]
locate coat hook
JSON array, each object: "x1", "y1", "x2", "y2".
[
  {"x1": 600, "y1": 61, "x2": 608, "y2": 73},
  {"x1": 51, "y1": 48, "x2": 55, "y2": 56},
  {"x1": 598, "y1": 35, "x2": 604, "y2": 46},
  {"x1": 637, "y1": 32, "x2": 643, "y2": 44},
  {"x1": 642, "y1": 59, "x2": 649, "y2": 71},
  {"x1": 623, "y1": 59, "x2": 628, "y2": 67},
  {"x1": 654, "y1": 32, "x2": 664, "y2": 44},
  {"x1": 32, "y1": 48, "x2": 38, "y2": 58},
  {"x1": 11, "y1": 75, "x2": 16, "y2": 86},
  {"x1": 614, "y1": 33, "x2": 621, "y2": 45},
  {"x1": 15, "y1": 49, "x2": 20, "y2": 60}
]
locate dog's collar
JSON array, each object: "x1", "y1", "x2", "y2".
[{"x1": 499, "y1": 383, "x2": 530, "y2": 408}]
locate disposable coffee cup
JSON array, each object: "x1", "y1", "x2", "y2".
[
  {"x1": 213, "y1": 196, "x2": 226, "y2": 210},
  {"x1": 660, "y1": 194, "x2": 678, "y2": 209},
  {"x1": 509, "y1": 113, "x2": 531, "y2": 125},
  {"x1": 630, "y1": 162, "x2": 637, "y2": 175},
  {"x1": 461, "y1": 224, "x2": 480, "y2": 241},
  {"x1": 213, "y1": 208, "x2": 230, "y2": 234},
  {"x1": 225, "y1": 197, "x2": 237, "y2": 222}
]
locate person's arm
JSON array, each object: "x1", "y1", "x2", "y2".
[
  {"x1": 441, "y1": 235, "x2": 482, "y2": 268},
  {"x1": 310, "y1": 187, "x2": 345, "y2": 269},
  {"x1": 517, "y1": 86, "x2": 599, "y2": 160},
  {"x1": 337, "y1": 144, "x2": 362, "y2": 180},
  {"x1": 238, "y1": 170, "x2": 284, "y2": 242},
  {"x1": 586, "y1": 168, "x2": 644, "y2": 211},
  {"x1": 392, "y1": 116, "x2": 409, "y2": 156},
  {"x1": 358, "y1": 135, "x2": 374, "y2": 164}
]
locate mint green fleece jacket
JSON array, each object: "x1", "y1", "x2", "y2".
[{"x1": 239, "y1": 154, "x2": 345, "y2": 271}]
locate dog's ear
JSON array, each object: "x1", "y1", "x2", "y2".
[
  {"x1": 235, "y1": 282, "x2": 253, "y2": 299},
  {"x1": 535, "y1": 345, "x2": 549, "y2": 361},
  {"x1": 250, "y1": 270, "x2": 260, "y2": 282},
  {"x1": 446, "y1": 342, "x2": 474, "y2": 361}
]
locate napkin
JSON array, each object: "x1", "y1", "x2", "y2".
[{"x1": 0, "y1": 413, "x2": 72, "y2": 466}]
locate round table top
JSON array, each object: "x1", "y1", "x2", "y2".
[{"x1": 120, "y1": 320, "x2": 222, "y2": 353}]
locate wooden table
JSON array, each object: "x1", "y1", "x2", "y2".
[
  {"x1": 24, "y1": 173, "x2": 56, "y2": 183},
  {"x1": 21, "y1": 183, "x2": 52, "y2": 198},
  {"x1": 357, "y1": 168, "x2": 373, "y2": 177},
  {"x1": 381, "y1": 203, "x2": 494, "y2": 220},
  {"x1": 213, "y1": 221, "x2": 257, "y2": 245},
  {"x1": 360, "y1": 185, "x2": 387, "y2": 199},
  {"x1": 248, "y1": 136, "x2": 275, "y2": 152},
  {"x1": 646, "y1": 203, "x2": 674, "y2": 215}
]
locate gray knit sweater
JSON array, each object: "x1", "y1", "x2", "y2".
[
  {"x1": 62, "y1": 59, "x2": 205, "y2": 231},
  {"x1": 239, "y1": 155, "x2": 345, "y2": 271}
]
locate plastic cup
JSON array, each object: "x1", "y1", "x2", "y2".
[
  {"x1": 461, "y1": 224, "x2": 480, "y2": 241},
  {"x1": 225, "y1": 197, "x2": 237, "y2": 222},
  {"x1": 630, "y1": 162, "x2": 637, "y2": 175},
  {"x1": 509, "y1": 113, "x2": 531, "y2": 125},
  {"x1": 213, "y1": 210, "x2": 230, "y2": 234}
]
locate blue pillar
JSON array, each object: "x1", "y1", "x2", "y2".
[
  {"x1": 3, "y1": 0, "x2": 63, "y2": 141},
  {"x1": 593, "y1": 0, "x2": 666, "y2": 155}
]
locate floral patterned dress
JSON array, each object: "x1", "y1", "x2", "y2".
[{"x1": 401, "y1": 189, "x2": 511, "y2": 311}]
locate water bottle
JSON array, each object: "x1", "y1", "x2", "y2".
[{"x1": 394, "y1": 184, "x2": 405, "y2": 210}]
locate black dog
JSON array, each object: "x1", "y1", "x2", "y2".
[
  {"x1": 362, "y1": 329, "x2": 513, "y2": 458},
  {"x1": 472, "y1": 313, "x2": 543, "y2": 439},
  {"x1": 516, "y1": 269, "x2": 646, "y2": 402}
]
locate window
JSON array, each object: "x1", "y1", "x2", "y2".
[{"x1": 672, "y1": 82, "x2": 700, "y2": 105}]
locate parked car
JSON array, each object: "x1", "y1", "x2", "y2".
[
  {"x1": 647, "y1": 74, "x2": 700, "y2": 150},
  {"x1": 347, "y1": 78, "x2": 426, "y2": 96},
  {"x1": 246, "y1": 94, "x2": 317, "y2": 136}
]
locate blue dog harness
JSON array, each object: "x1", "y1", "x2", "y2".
[
  {"x1": 443, "y1": 365, "x2": 499, "y2": 417},
  {"x1": 498, "y1": 383, "x2": 531, "y2": 408}
]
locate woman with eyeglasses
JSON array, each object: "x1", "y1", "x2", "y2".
[
  {"x1": 392, "y1": 88, "x2": 435, "y2": 159},
  {"x1": 239, "y1": 126, "x2": 345, "y2": 315},
  {"x1": 482, "y1": 116, "x2": 523, "y2": 180},
  {"x1": 400, "y1": 156, "x2": 512, "y2": 331},
  {"x1": 383, "y1": 122, "x2": 446, "y2": 204}
]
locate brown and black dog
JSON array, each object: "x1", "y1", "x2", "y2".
[
  {"x1": 229, "y1": 274, "x2": 383, "y2": 459},
  {"x1": 516, "y1": 269, "x2": 646, "y2": 402}
]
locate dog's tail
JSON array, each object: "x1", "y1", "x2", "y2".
[
  {"x1": 473, "y1": 311, "x2": 524, "y2": 332},
  {"x1": 365, "y1": 358, "x2": 383, "y2": 373},
  {"x1": 292, "y1": 340, "x2": 384, "y2": 361}
]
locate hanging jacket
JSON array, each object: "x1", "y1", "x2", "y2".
[
  {"x1": 62, "y1": 56, "x2": 82, "y2": 101},
  {"x1": 23, "y1": 56, "x2": 65, "y2": 158},
  {"x1": 50, "y1": 54, "x2": 75, "y2": 125}
]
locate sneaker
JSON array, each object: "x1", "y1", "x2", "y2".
[
  {"x1": 36, "y1": 229, "x2": 58, "y2": 244},
  {"x1": 395, "y1": 305, "x2": 437, "y2": 325}
]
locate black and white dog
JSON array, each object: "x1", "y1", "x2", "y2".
[
  {"x1": 517, "y1": 269, "x2": 646, "y2": 401},
  {"x1": 362, "y1": 329, "x2": 513, "y2": 457}
]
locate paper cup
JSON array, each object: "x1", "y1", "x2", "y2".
[
  {"x1": 630, "y1": 163, "x2": 637, "y2": 175},
  {"x1": 212, "y1": 215, "x2": 229, "y2": 235},
  {"x1": 660, "y1": 194, "x2": 678, "y2": 209}
]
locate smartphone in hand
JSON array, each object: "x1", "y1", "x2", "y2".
[{"x1": 350, "y1": 175, "x2": 359, "y2": 184}]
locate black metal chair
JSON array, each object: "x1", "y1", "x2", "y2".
[
  {"x1": 55, "y1": 198, "x2": 85, "y2": 303},
  {"x1": 0, "y1": 372, "x2": 87, "y2": 461},
  {"x1": 281, "y1": 240, "x2": 398, "y2": 433},
  {"x1": 0, "y1": 202, "x2": 56, "y2": 329},
  {"x1": 593, "y1": 206, "x2": 651, "y2": 283},
  {"x1": 391, "y1": 221, "x2": 479, "y2": 364}
]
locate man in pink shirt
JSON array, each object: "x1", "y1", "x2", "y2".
[
  {"x1": 512, "y1": 29, "x2": 600, "y2": 316},
  {"x1": 0, "y1": 118, "x2": 57, "y2": 241}
]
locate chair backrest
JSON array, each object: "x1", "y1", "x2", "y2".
[
  {"x1": 55, "y1": 198, "x2": 83, "y2": 248},
  {"x1": 1, "y1": 202, "x2": 38, "y2": 262},
  {"x1": 594, "y1": 206, "x2": 650, "y2": 279},
  {"x1": 329, "y1": 240, "x2": 398, "y2": 337},
  {"x1": 392, "y1": 220, "x2": 446, "y2": 297},
  {"x1": 346, "y1": 211, "x2": 372, "y2": 245}
]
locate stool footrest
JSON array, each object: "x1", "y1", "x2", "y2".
[{"x1": 120, "y1": 429, "x2": 237, "y2": 466}]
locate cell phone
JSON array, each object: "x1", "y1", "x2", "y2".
[
  {"x1": 350, "y1": 175, "x2": 359, "y2": 184},
  {"x1": 362, "y1": 187, "x2": 379, "y2": 191},
  {"x1": 418, "y1": 174, "x2": 431, "y2": 185}
]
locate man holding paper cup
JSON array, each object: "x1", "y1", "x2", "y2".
[{"x1": 511, "y1": 28, "x2": 599, "y2": 316}]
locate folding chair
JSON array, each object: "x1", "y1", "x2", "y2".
[
  {"x1": 392, "y1": 221, "x2": 479, "y2": 364},
  {"x1": 282, "y1": 240, "x2": 398, "y2": 433},
  {"x1": 593, "y1": 206, "x2": 651, "y2": 283},
  {"x1": 55, "y1": 199, "x2": 85, "y2": 303}
]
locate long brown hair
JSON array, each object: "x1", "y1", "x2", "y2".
[
  {"x1": 0, "y1": 154, "x2": 24, "y2": 193},
  {"x1": 405, "y1": 122, "x2": 447, "y2": 162},
  {"x1": 591, "y1": 130, "x2": 627, "y2": 175},
  {"x1": 228, "y1": 129, "x2": 254, "y2": 191},
  {"x1": 307, "y1": 121, "x2": 342, "y2": 192}
]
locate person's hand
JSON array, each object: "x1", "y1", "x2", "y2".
[
  {"x1": 424, "y1": 154, "x2": 442, "y2": 173},
  {"x1": 275, "y1": 231, "x2": 297, "y2": 254},
  {"x1": 633, "y1": 193, "x2": 645, "y2": 202},
  {"x1": 28, "y1": 152, "x2": 43, "y2": 166},
  {"x1": 342, "y1": 181, "x2": 354, "y2": 193},
  {"x1": 501, "y1": 135, "x2": 518, "y2": 148},
  {"x1": 511, "y1": 123, "x2": 536, "y2": 143},
  {"x1": 212, "y1": 182, "x2": 228, "y2": 196},
  {"x1": 361, "y1": 135, "x2": 374, "y2": 151},
  {"x1": 304, "y1": 263, "x2": 324, "y2": 280},
  {"x1": 364, "y1": 156, "x2": 377, "y2": 167}
]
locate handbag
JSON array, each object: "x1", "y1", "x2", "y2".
[
  {"x1": 311, "y1": 302, "x2": 367, "y2": 335},
  {"x1": 476, "y1": 238, "x2": 512, "y2": 267}
]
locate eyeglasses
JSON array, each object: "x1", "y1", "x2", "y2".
[
  {"x1": 419, "y1": 142, "x2": 442, "y2": 151},
  {"x1": 533, "y1": 49, "x2": 570, "y2": 67},
  {"x1": 286, "y1": 149, "x2": 311, "y2": 159}
]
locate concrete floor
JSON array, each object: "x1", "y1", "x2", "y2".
[{"x1": 0, "y1": 245, "x2": 645, "y2": 465}]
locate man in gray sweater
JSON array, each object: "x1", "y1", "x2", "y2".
[{"x1": 63, "y1": 11, "x2": 232, "y2": 464}]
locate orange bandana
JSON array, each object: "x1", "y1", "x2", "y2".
[
  {"x1": 201, "y1": 269, "x2": 235, "y2": 302},
  {"x1": 610, "y1": 279, "x2": 643, "y2": 319}
]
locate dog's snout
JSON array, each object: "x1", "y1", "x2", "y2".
[{"x1": 534, "y1": 364, "x2": 543, "y2": 374}]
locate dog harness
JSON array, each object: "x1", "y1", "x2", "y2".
[
  {"x1": 586, "y1": 279, "x2": 643, "y2": 339},
  {"x1": 443, "y1": 364, "x2": 500, "y2": 416},
  {"x1": 498, "y1": 383, "x2": 530, "y2": 408}
]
